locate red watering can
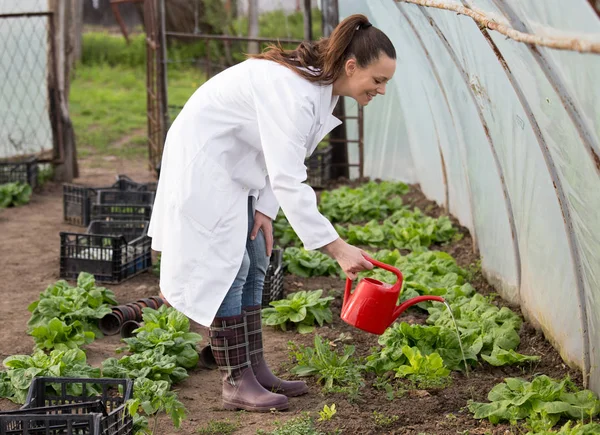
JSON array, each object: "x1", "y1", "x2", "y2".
[{"x1": 341, "y1": 256, "x2": 445, "y2": 335}]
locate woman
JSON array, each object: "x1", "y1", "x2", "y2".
[{"x1": 148, "y1": 13, "x2": 396, "y2": 412}]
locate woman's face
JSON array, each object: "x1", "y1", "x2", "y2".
[{"x1": 342, "y1": 54, "x2": 396, "y2": 106}]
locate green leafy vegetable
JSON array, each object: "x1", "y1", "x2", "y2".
[
  {"x1": 102, "y1": 348, "x2": 188, "y2": 385},
  {"x1": 126, "y1": 377, "x2": 187, "y2": 434},
  {"x1": 273, "y1": 181, "x2": 410, "y2": 248},
  {"x1": 394, "y1": 345, "x2": 451, "y2": 388},
  {"x1": 119, "y1": 305, "x2": 202, "y2": 369},
  {"x1": 273, "y1": 212, "x2": 302, "y2": 248},
  {"x1": 366, "y1": 322, "x2": 479, "y2": 373},
  {"x1": 30, "y1": 317, "x2": 95, "y2": 351},
  {"x1": 340, "y1": 208, "x2": 458, "y2": 251},
  {"x1": 468, "y1": 375, "x2": 600, "y2": 426},
  {"x1": 283, "y1": 247, "x2": 340, "y2": 278},
  {"x1": 426, "y1": 293, "x2": 537, "y2": 366},
  {"x1": 0, "y1": 182, "x2": 32, "y2": 208},
  {"x1": 526, "y1": 421, "x2": 600, "y2": 435},
  {"x1": 319, "y1": 181, "x2": 409, "y2": 223},
  {"x1": 27, "y1": 272, "x2": 117, "y2": 342},
  {"x1": 262, "y1": 290, "x2": 334, "y2": 333},
  {"x1": 0, "y1": 349, "x2": 100, "y2": 404}
]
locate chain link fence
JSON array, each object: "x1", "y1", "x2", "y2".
[{"x1": 0, "y1": 3, "x2": 58, "y2": 162}]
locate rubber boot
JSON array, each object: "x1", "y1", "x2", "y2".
[
  {"x1": 244, "y1": 305, "x2": 309, "y2": 397},
  {"x1": 209, "y1": 314, "x2": 288, "y2": 412}
]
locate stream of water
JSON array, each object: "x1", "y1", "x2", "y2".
[{"x1": 442, "y1": 301, "x2": 469, "y2": 378}]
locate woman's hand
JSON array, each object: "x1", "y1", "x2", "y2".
[
  {"x1": 322, "y1": 238, "x2": 373, "y2": 280},
  {"x1": 251, "y1": 210, "x2": 274, "y2": 256}
]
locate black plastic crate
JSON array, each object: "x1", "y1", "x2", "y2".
[
  {"x1": 0, "y1": 401, "x2": 107, "y2": 435},
  {"x1": 0, "y1": 412, "x2": 102, "y2": 435},
  {"x1": 306, "y1": 146, "x2": 332, "y2": 189},
  {"x1": 91, "y1": 204, "x2": 153, "y2": 222},
  {"x1": 63, "y1": 176, "x2": 156, "y2": 227},
  {"x1": 60, "y1": 220, "x2": 152, "y2": 284},
  {"x1": 112, "y1": 175, "x2": 156, "y2": 192},
  {"x1": 262, "y1": 248, "x2": 284, "y2": 307},
  {"x1": 0, "y1": 157, "x2": 38, "y2": 188},
  {"x1": 15, "y1": 377, "x2": 134, "y2": 435},
  {"x1": 96, "y1": 190, "x2": 155, "y2": 207},
  {"x1": 63, "y1": 184, "x2": 109, "y2": 227}
]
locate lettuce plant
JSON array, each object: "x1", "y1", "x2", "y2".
[
  {"x1": 119, "y1": 305, "x2": 202, "y2": 369},
  {"x1": 468, "y1": 375, "x2": 600, "y2": 426},
  {"x1": 262, "y1": 290, "x2": 334, "y2": 334}
]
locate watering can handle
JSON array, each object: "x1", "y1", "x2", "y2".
[{"x1": 342, "y1": 255, "x2": 404, "y2": 311}]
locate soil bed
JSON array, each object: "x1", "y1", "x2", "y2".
[{"x1": 0, "y1": 168, "x2": 590, "y2": 435}]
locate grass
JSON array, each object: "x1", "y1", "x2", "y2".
[
  {"x1": 196, "y1": 418, "x2": 239, "y2": 435},
  {"x1": 71, "y1": 6, "x2": 322, "y2": 161},
  {"x1": 70, "y1": 64, "x2": 205, "y2": 160}
]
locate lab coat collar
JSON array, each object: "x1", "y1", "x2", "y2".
[
  {"x1": 318, "y1": 83, "x2": 337, "y2": 125},
  {"x1": 307, "y1": 83, "x2": 342, "y2": 156}
]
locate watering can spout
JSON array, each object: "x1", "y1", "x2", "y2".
[{"x1": 392, "y1": 295, "x2": 446, "y2": 321}]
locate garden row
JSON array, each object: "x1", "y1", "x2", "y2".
[{"x1": 260, "y1": 181, "x2": 600, "y2": 434}]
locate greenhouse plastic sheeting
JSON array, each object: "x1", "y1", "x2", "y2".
[
  {"x1": 339, "y1": 0, "x2": 600, "y2": 393},
  {"x1": 0, "y1": 0, "x2": 52, "y2": 159}
]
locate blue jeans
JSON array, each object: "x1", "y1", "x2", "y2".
[{"x1": 216, "y1": 196, "x2": 269, "y2": 317}]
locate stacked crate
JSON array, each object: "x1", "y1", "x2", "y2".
[{"x1": 60, "y1": 175, "x2": 156, "y2": 284}]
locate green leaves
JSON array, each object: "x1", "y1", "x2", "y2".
[
  {"x1": 283, "y1": 247, "x2": 341, "y2": 278},
  {"x1": 0, "y1": 182, "x2": 32, "y2": 208},
  {"x1": 319, "y1": 181, "x2": 409, "y2": 224},
  {"x1": 527, "y1": 421, "x2": 600, "y2": 435},
  {"x1": 0, "y1": 349, "x2": 100, "y2": 404},
  {"x1": 102, "y1": 348, "x2": 188, "y2": 385},
  {"x1": 394, "y1": 346, "x2": 451, "y2": 389},
  {"x1": 30, "y1": 318, "x2": 95, "y2": 352},
  {"x1": 425, "y1": 293, "x2": 538, "y2": 367},
  {"x1": 273, "y1": 182, "x2": 455, "y2": 253},
  {"x1": 290, "y1": 335, "x2": 364, "y2": 395},
  {"x1": 341, "y1": 209, "x2": 458, "y2": 251},
  {"x1": 119, "y1": 305, "x2": 202, "y2": 369},
  {"x1": 125, "y1": 377, "x2": 187, "y2": 433},
  {"x1": 104, "y1": 305, "x2": 197, "y2": 433},
  {"x1": 366, "y1": 322, "x2": 478, "y2": 374},
  {"x1": 262, "y1": 290, "x2": 334, "y2": 333},
  {"x1": 27, "y1": 272, "x2": 117, "y2": 349},
  {"x1": 468, "y1": 375, "x2": 600, "y2": 426}
]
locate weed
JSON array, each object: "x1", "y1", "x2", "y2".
[
  {"x1": 372, "y1": 410, "x2": 399, "y2": 428},
  {"x1": 373, "y1": 376, "x2": 406, "y2": 401},
  {"x1": 317, "y1": 404, "x2": 336, "y2": 422},
  {"x1": 289, "y1": 335, "x2": 365, "y2": 397},
  {"x1": 256, "y1": 413, "x2": 324, "y2": 435},
  {"x1": 197, "y1": 418, "x2": 238, "y2": 435}
]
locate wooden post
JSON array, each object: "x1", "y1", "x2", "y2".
[
  {"x1": 49, "y1": 0, "x2": 78, "y2": 182},
  {"x1": 303, "y1": 0, "x2": 312, "y2": 41},
  {"x1": 247, "y1": 0, "x2": 259, "y2": 54},
  {"x1": 322, "y1": 0, "x2": 349, "y2": 179}
]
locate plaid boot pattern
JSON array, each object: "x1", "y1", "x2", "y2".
[
  {"x1": 209, "y1": 313, "x2": 288, "y2": 411},
  {"x1": 244, "y1": 305, "x2": 309, "y2": 397}
]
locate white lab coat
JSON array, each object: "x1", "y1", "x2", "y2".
[{"x1": 148, "y1": 59, "x2": 343, "y2": 326}]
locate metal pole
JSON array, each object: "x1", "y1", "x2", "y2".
[
  {"x1": 159, "y1": 0, "x2": 169, "y2": 142},
  {"x1": 321, "y1": 0, "x2": 349, "y2": 179},
  {"x1": 303, "y1": 0, "x2": 312, "y2": 41}
]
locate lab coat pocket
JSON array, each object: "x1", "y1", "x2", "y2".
[{"x1": 179, "y1": 153, "x2": 233, "y2": 233}]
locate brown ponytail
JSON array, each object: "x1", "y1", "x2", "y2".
[{"x1": 249, "y1": 14, "x2": 396, "y2": 84}]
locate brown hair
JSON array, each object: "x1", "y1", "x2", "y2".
[{"x1": 249, "y1": 14, "x2": 396, "y2": 84}]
